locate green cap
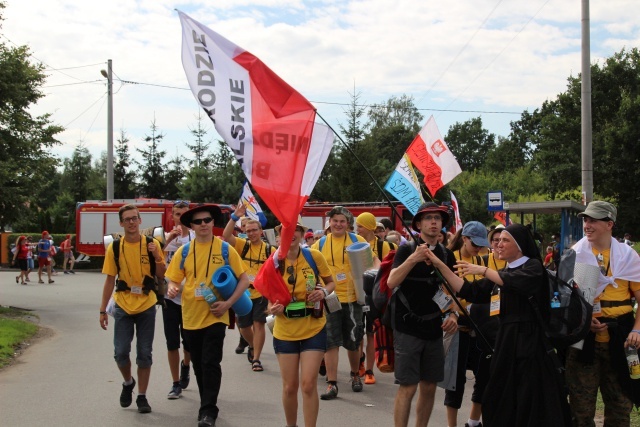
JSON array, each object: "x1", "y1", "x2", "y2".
[{"x1": 578, "y1": 201, "x2": 617, "y2": 222}]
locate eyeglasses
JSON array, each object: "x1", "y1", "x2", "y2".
[
  {"x1": 191, "y1": 217, "x2": 213, "y2": 225},
  {"x1": 122, "y1": 216, "x2": 139, "y2": 223},
  {"x1": 286, "y1": 265, "x2": 296, "y2": 285},
  {"x1": 174, "y1": 200, "x2": 190, "y2": 207},
  {"x1": 422, "y1": 215, "x2": 442, "y2": 222}
]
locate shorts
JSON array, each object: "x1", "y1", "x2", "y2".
[
  {"x1": 27, "y1": 258, "x2": 34, "y2": 270},
  {"x1": 38, "y1": 257, "x2": 50, "y2": 267},
  {"x1": 394, "y1": 329, "x2": 444, "y2": 385},
  {"x1": 161, "y1": 299, "x2": 189, "y2": 352},
  {"x1": 237, "y1": 297, "x2": 268, "y2": 328},
  {"x1": 113, "y1": 304, "x2": 156, "y2": 368},
  {"x1": 64, "y1": 252, "x2": 75, "y2": 260},
  {"x1": 364, "y1": 309, "x2": 374, "y2": 335},
  {"x1": 17, "y1": 259, "x2": 28, "y2": 271},
  {"x1": 273, "y1": 327, "x2": 327, "y2": 354},
  {"x1": 325, "y1": 303, "x2": 364, "y2": 351}
]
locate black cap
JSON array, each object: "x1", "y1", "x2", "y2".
[{"x1": 180, "y1": 204, "x2": 222, "y2": 227}]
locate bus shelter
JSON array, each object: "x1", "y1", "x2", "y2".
[{"x1": 504, "y1": 200, "x2": 585, "y2": 253}]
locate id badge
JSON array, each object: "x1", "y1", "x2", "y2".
[
  {"x1": 335, "y1": 271, "x2": 347, "y2": 284},
  {"x1": 432, "y1": 287, "x2": 452, "y2": 312},
  {"x1": 194, "y1": 283, "x2": 205, "y2": 300},
  {"x1": 592, "y1": 300, "x2": 602, "y2": 317},
  {"x1": 490, "y1": 294, "x2": 500, "y2": 316},
  {"x1": 130, "y1": 286, "x2": 143, "y2": 295}
]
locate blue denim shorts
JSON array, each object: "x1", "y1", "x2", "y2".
[{"x1": 273, "y1": 327, "x2": 327, "y2": 354}]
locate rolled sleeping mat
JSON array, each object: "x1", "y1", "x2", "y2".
[
  {"x1": 211, "y1": 265, "x2": 253, "y2": 316},
  {"x1": 103, "y1": 233, "x2": 123, "y2": 249},
  {"x1": 346, "y1": 242, "x2": 374, "y2": 305}
]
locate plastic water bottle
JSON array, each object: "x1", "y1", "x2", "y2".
[
  {"x1": 305, "y1": 274, "x2": 316, "y2": 309},
  {"x1": 550, "y1": 292, "x2": 561, "y2": 309},
  {"x1": 626, "y1": 345, "x2": 640, "y2": 379},
  {"x1": 201, "y1": 283, "x2": 217, "y2": 306},
  {"x1": 312, "y1": 285, "x2": 324, "y2": 319}
]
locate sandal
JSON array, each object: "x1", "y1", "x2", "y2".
[
  {"x1": 247, "y1": 347, "x2": 254, "y2": 364},
  {"x1": 16, "y1": 276, "x2": 19, "y2": 284},
  {"x1": 251, "y1": 360, "x2": 263, "y2": 372}
]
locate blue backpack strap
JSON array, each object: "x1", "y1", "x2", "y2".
[
  {"x1": 318, "y1": 235, "x2": 327, "y2": 252},
  {"x1": 221, "y1": 240, "x2": 229, "y2": 266},
  {"x1": 179, "y1": 242, "x2": 191, "y2": 270},
  {"x1": 301, "y1": 247, "x2": 319, "y2": 279}
]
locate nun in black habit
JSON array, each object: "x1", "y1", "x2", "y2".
[{"x1": 426, "y1": 223, "x2": 570, "y2": 427}]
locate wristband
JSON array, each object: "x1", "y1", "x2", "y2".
[
  {"x1": 321, "y1": 288, "x2": 329, "y2": 297},
  {"x1": 230, "y1": 213, "x2": 239, "y2": 221},
  {"x1": 99, "y1": 311, "x2": 107, "y2": 315},
  {"x1": 632, "y1": 330, "x2": 640, "y2": 334}
]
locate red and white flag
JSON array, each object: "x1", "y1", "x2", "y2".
[
  {"x1": 450, "y1": 191, "x2": 463, "y2": 233},
  {"x1": 406, "y1": 116, "x2": 462, "y2": 196},
  {"x1": 178, "y1": 11, "x2": 334, "y2": 257}
]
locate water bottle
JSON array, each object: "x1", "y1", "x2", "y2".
[
  {"x1": 312, "y1": 285, "x2": 324, "y2": 318},
  {"x1": 305, "y1": 274, "x2": 316, "y2": 309},
  {"x1": 200, "y1": 283, "x2": 217, "y2": 306},
  {"x1": 550, "y1": 292, "x2": 561, "y2": 309},
  {"x1": 626, "y1": 345, "x2": 640, "y2": 379}
]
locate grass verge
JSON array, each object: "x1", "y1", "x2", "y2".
[
  {"x1": 0, "y1": 306, "x2": 39, "y2": 368},
  {"x1": 595, "y1": 391, "x2": 640, "y2": 426}
]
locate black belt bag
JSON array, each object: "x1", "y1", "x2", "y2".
[
  {"x1": 600, "y1": 299, "x2": 632, "y2": 308},
  {"x1": 284, "y1": 307, "x2": 312, "y2": 319}
]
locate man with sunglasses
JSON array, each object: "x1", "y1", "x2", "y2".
[
  {"x1": 567, "y1": 201, "x2": 640, "y2": 426},
  {"x1": 222, "y1": 203, "x2": 274, "y2": 372},
  {"x1": 99, "y1": 204, "x2": 166, "y2": 415},
  {"x1": 386, "y1": 202, "x2": 457, "y2": 427},
  {"x1": 161, "y1": 200, "x2": 195, "y2": 400},
  {"x1": 165, "y1": 204, "x2": 249, "y2": 427}
]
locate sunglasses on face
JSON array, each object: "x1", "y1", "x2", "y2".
[
  {"x1": 470, "y1": 240, "x2": 481, "y2": 248},
  {"x1": 287, "y1": 265, "x2": 296, "y2": 285},
  {"x1": 191, "y1": 217, "x2": 213, "y2": 225}
]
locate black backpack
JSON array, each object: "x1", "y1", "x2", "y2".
[
  {"x1": 113, "y1": 236, "x2": 166, "y2": 306},
  {"x1": 541, "y1": 249, "x2": 593, "y2": 349}
]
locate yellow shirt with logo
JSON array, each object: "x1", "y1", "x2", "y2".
[
  {"x1": 233, "y1": 237, "x2": 274, "y2": 299},
  {"x1": 165, "y1": 238, "x2": 247, "y2": 330},
  {"x1": 311, "y1": 232, "x2": 369, "y2": 304},
  {"x1": 592, "y1": 248, "x2": 640, "y2": 343},
  {"x1": 102, "y1": 237, "x2": 164, "y2": 315},
  {"x1": 273, "y1": 249, "x2": 332, "y2": 341}
]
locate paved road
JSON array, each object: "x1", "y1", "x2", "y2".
[{"x1": 0, "y1": 270, "x2": 472, "y2": 426}]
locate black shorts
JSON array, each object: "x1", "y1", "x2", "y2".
[{"x1": 237, "y1": 297, "x2": 268, "y2": 328}]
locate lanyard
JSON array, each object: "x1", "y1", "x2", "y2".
[
  {"x1": 193, "y1": 237, "x2": 214, "y2": 282},
  {"x1": 249, "y1": 241, "x2": 264, "y2": 269},
  {"x1": 329, "y1": 234, "x2": 347, "y2": 266}
]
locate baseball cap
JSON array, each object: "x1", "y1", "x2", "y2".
[
  {"x1": 462, "y1": 221, "x2": 490, "y2": 247},
  {"x1": 41, "y1": 230, "x2": 49, "y2": 237},
  {"x1": 304, "y1": 231, "x2": 314, "y2": 239},
  {"x1": 577, "y1": 201, "x2": 617, "y2": 222},
  {"x1": 375, "y1": 222, "x2": 385, "y2": 231}
]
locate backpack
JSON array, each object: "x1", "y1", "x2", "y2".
[
  {"x1": 179, "y1": 239, "x2": 230, "y2": 270},
  {"x1": 113, "y1": 236, "x2": 166, "y2": 306},
  {"x1": 373, "y1": 318, "x2": 395, "y2": 373},
  {"x1": 240, "y1": 239, "x2": 272, "y2": 265},
  {"x1": 534, "y1": 249, "x2": 593, "y2": 349}
]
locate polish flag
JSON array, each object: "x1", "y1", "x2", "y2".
[
  {"x1": 178, "y1": 11, "x2": 333, "y2": 257},
  {"x1": 406, "y1": 116, "x2": 462, "y2": 196}
]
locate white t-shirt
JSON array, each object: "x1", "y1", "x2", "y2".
[{"x1": 164, "y1": 230, "x2": 195, "y2": 305}]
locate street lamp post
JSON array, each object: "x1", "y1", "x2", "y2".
[{"x1": 100, "y1": 59, "x2": 114, "y2": 201}]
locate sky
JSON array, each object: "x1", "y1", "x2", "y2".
[{"x1": 2, "y1": 0, "x2": 639, "y2": 167}]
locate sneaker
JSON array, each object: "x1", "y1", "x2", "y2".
[
  {"x1": 198, "y1": 415, "x2": 216, "y2": 427},
  {"x1": 167, "y1": 384, "x2": 182, "y2": 399},
  {"x1": 179, "y1": 361, "x2": 190, "y2": 389},
  {"x1": 235, "y1": 336, "x2": 249, "y2": 354},
  {"x1": 64, "y1": 271, "x2": 70, "y2": 274},
  {"x1": 320, "y1": 383, "x2": 338, "y2": 400},
  {"x1": 69, "y1": 270, "x2": 76, "y2": 274},
  {"x1": 358, "y1": 353, "x2": 366, "y2": 377},
  {"x1": 136, "y1": 395, "x2": 152, "y2": 413},
  {"x1": 351, "y1": 372, "x2": 363, "y2": 392},
  {"x1": 38, "y1": 280, "x2": 44, "y2": 284},
  {"x1": 48, "y1": 280, "x2": 54, "y2": 284},
  {"x1": 318, "y1": 358, "x2": 326, "y2": 376},
  {"x1": 364, "y1": 370, "x2": 376, "y2": 385},
  {"x1": 25, "y1": 278, "x2": 30, "y2": 282},
  {"x1": 464, "y1": 423, "x2": 482, "y2": 427},
  {"x1": 120, "y1": 378, "x2": 136, "y2": 408}
]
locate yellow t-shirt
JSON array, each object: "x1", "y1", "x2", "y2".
[
  {"x1": 233, "y1": 237, "x2": 274, "y2": 299},
  {"x1": 453, "y1": 250, "x2": 486, "y2": 313},
  {"x1": 102, "y1": 237, "x2": 164, "y2": 315},
  {"x1": 311, "y1": 232, "x2": 369, "y2": 303},
  {"x1": 369, "y1": 237, "x2": 393, "y2": 261},
  {"x1": 273, "y1": 249, "x2": 333, "y2": 341},
  {"x1": 486, "y1": 252, "x2": 507, "y2": 271},
  {"x1": 592, "y1": 248, "x2": 640, "y2": 343},
  {"x1": 165, "y1": 237, "x2": 247, "y2": 330}
]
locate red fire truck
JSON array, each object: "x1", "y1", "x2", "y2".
[
  {"x1": 75, "y1": 199, "x2": 233, "y2": 257},
  {"x1": 299, "y1": 202, "x2": 413, "y2": 232}
]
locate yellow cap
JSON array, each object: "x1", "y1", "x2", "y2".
[{"x1": 356, "y1": 212, "x2": 377, "y2": 231}]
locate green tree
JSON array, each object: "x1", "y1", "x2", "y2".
[
  {"x1": 136, "y1": 118, "x2": 167, "y2": 198},
  {"x1": 0, "y1": 2, "x2": 63, "y2": 230},
  {"x1": 164, "y1": 152, "x2": 186, "y2": 200},
  {"x1": 59, "y1": 144, "x2": 94, "y2": 203},
  {"x1": 185, "y1": 112, "x2": 212, "y2": 169},
  {"x1": 114, "y1": 129, "x2": 136, "y2": 198},
  {"x1": 445, "y1": 117, "x2": 495, "y2": 172}
]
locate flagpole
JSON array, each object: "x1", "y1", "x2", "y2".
[{"x1": 316, "y1": 111, "x2": 494, "y2": 354}]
